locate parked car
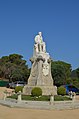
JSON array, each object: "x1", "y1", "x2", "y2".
[
  {"x1": 7, "y1": 81, "x2": 26, "y2": 89},
  {"x1": 63, "y1": 84, "x2": 79, "y2": 94},
  {"x1": 14, "y1": 81, "x2": 26, "y2": 88},
  {"x1": 6, "y1": 82, "x2": 14, "y2": 88}
]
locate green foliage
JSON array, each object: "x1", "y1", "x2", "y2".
[
  {"x1": 7, "y1": 94, "x2": 17, "y2": 99},
  {"x1": 66, "y1": 78, "x2": 73, "y2": 85},
  {"x1": 15, "y1": 86, "x2": 23, "y2": 93},
  {"x1": 71, "y1": 70, "x2": 78, "y2": 79},
  {"x1": 72, "y1": 78, "x2": 79, "y2": 89},
  {"x1": 22, "y1": 95, "x2": 49, "y2": 101},
  {"x1": 0, "y1": 54, "x2": 30, "y2": 82},
  {"x1": 70, "y1": 68, "x2": 79, "y2": 88},
  {"x1": 57, "y1": 86, "x2": 66, "y2": 96},
  {"x1": 51, "y1": 60, "x2": 72, "y2": 87},
  {"x1": 76, "y1": 68, "x2": 79, "y2": 78},
  {"x1": 54, "y1": 95, "x2": 72, "y2": 101},
  {"x1": 7, "y1": 95, "x2": 71, "y2": 101},
  {"x1": 31, "y1": 87, "x2": 42, "y2": 97},
  {"x1": 9, "y1": 54, "x2": 23, "y2": 64}
]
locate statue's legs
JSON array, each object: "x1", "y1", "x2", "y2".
[
  {"x1": 43, "y1": 42, "x2": 46, "y2": 52},
  {"x1": 34, "y1": 42, "x2": 46, "y2": 53},
  {"x1": 40, "y1": 42, "x2": 46, "y2": 52},
  {"x1": 34, "y1": 44, "x2": 39, "y2": 53}
]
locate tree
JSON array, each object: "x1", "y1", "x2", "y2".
[
  {"x1": 76, "y1": 68, "x2": 79, "y2": 78},
  {"x1": 9, "y1": 54, "x2": 23, "y2": 64},
  {"x1": 70, "y1": 68, "x2": 79, "y2": 88},
  {"x1": 71, "y1": 70, "x2": 78, "y2": 79},
  {"x1": 51, "y1": 60, "x2": 72, "y2": 87},
  {"x1": 0, "y1": 54, "x2": 30, "y2": 82},
  {"x1": 72, "y1": 78, "x2": 79, "y2": 88}
]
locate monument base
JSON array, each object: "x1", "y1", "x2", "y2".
[{"x1": 23, "y1": 85, "x2": 57, "y2": 95}]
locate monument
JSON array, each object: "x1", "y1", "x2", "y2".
[{"x1": 23, "y1": 32, "x2": 57, "y2": 95}]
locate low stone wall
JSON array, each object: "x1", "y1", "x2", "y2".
[{"x1": 1, "y1": 98, "x2": 79, "y2": 110}]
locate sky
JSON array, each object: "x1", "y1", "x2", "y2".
[{"x1": 0, "y1": 0, "x2": 79, "y2": 70}]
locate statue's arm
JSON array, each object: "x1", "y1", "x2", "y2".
[{"x1": 35, "y1": 36, "x2": 38, "y2": 43}]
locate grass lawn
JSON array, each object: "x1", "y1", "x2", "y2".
[{"x1": 7, "y1": 94, "x2": 72, "y2": 101}]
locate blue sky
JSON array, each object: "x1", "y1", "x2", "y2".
[{"x1": 0, "y1": 0, "x2": 79, "y2": 70}]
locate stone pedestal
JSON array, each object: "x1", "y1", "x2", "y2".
[
  {"x1": 17, "y1": 91, "x2": 22, "y2": 102},
  {"x1": 50, "y1": 95, "x2": 54, "y2": 104},
  {"x1": 23, "y1": 53, "x2": 57, "y2": 95},
  {"x1": 23, "y1": 32, "x2": 57, "y2": 95},
  {"x1": 23, "y1": 85, "x2": 57, "y2": 95},
  {"x1": 3, "y1": 93, "x2": 7, "y2": 101}
]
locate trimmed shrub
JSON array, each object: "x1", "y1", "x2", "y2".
[
  {"x1": 31, "y1": 87, "x2": 42, "y2": 97},
  {"x1": 57, "y1": 86, "x2": 66, "y2": 96},
  {"x1": 15, "y1": 86, "x2": 23, "y2": 93}
]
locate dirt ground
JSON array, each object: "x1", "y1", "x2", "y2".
[
  {"x1": 0, "y1": 105, "x2": 79, "y2": 119},
  {"x1": 0, "y1": 87, "x2": 14, "y2": 99},
  {"x1": 0, "y1": 87, "x2": 79, "y2": 119}
]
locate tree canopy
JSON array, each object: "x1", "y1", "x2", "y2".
[
  {"x1": 51, "y1": 60, "x2": 72, "y2": 87},
  {"x1": 70, "y1": 68, "x2": 79, "y2": 88},
  {"x1": 76, "y1": 68, "x2": 79, "y2": 78},
  {"x1": 0, "y1": 54, "x2": 30, "y2": 82}
]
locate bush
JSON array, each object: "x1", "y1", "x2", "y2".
[
  {"x1": 31, "y1": 87, "x2": 42, "y2": 97},
  {"x1": 57, "y1": 86, "x2": 66, "y2": 96},
  {"x1": 7, "y1": 95, "x2": 72, "y2": 101},
  {"x1": 15, "y1": 86, "x2": 23, "y2": 93}
]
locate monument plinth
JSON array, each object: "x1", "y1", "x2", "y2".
[{"x1": 23, "y1": 32, "x2": 57, "y2": 95}]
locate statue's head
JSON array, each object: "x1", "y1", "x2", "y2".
[{"x1": 38, "y1": 32, "x2": 42, "y2": 36}]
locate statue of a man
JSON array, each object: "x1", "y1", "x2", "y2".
[
  {"x1": 34, "y1": 32, "x2": 46, "y2": 53},
  {"x1": 35, "y1": 32, "x2": 43, "y2": 44}
]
